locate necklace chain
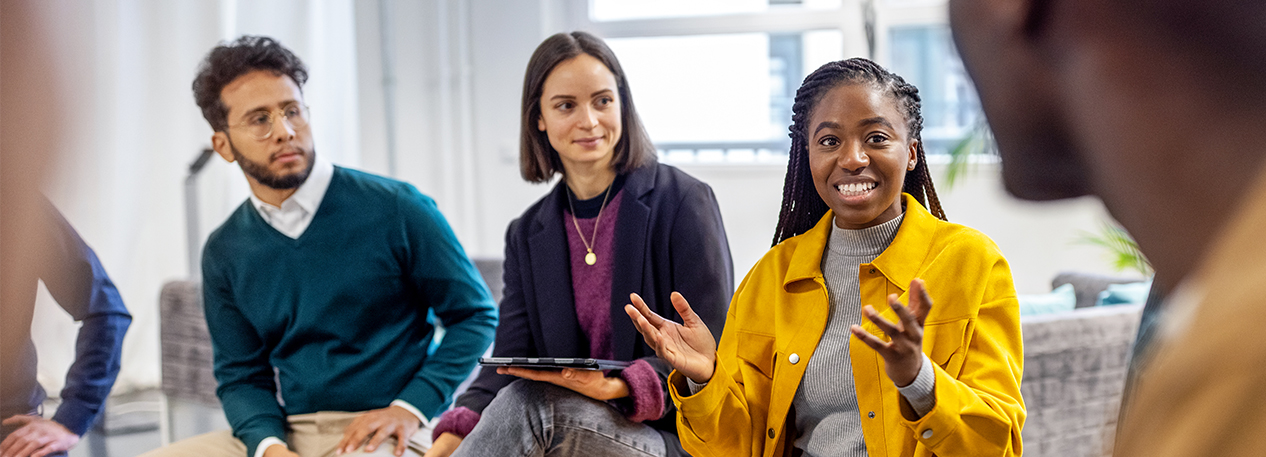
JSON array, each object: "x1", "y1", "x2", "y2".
[{"x1": 566, "y1": 182, "x2": 613, "y2": 266}]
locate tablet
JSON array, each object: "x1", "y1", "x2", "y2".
[{"x1": 479, "y1": 357, "x2": 633, "y2": 371}]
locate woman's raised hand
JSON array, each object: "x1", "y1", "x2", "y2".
[
  {"x1": 850, "y1": 278, "x2": 933, "y2": 387},
  {"x1": 624, "y1": 292, "x2": 717, "y2": 383}
]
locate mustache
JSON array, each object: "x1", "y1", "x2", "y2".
[{"x1": 269, "y1": 147, "x2": 306, "y2": 162}]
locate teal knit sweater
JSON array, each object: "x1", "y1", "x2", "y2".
[{"x1": 201, "y1": 167, "x2": 497, "y2": 455}]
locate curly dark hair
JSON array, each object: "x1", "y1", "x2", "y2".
[
  {"x1": 192, "y1": 36, "x2": 308, "y2": 132},
  {"x1": 771, "y1": 57, "x2": 946, "y2": 246},
  {"x1": 519, "y1": 31, "x2": 656, "y2": 182}
]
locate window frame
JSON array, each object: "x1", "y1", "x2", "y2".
[{"x1": 558, "y1": 0, "x2": 959, "y2": 164}]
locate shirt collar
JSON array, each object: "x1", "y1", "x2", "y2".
[{"x1": 248, "y1": 154, "x2": 335, "y2": 215}]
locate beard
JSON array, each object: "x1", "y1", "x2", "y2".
[{"x1": 230, "y1": 141, "x2": 317, "y2": 190}]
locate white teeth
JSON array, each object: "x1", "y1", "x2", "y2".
[{"x1": 836, "y1": 182, "x2": 876, "y2": 194}]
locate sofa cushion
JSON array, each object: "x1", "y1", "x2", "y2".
[
  {"x1": 1018, "y1": 283, "x2": 1076, "y2": 317},
  {"x1": 1051, "y1": 271, "x2": 1147, "y2": 309},
  {"x1": 1096, "y1": 280, "x2": 1153, "y2": 307}
]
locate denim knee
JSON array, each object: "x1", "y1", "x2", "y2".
[{"x1": 490, "y1": 379, "x2": 610, "y2": 421}]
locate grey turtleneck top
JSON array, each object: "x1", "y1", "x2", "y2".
[
  {"x1": 686, "y1": 213, "x2": 936, "y2": 457},
  {"x1": 792, "y1": 213, "x2": 936, "y2": 457}
]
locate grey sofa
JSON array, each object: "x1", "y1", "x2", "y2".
[
  {"x1": 1021, "y1": 304, "x2": 1142, "y2": 456},
  {"x1": 159, "y1": 262, "x2": 1144, "y2": 456}
]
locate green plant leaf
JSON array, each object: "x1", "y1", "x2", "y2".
[
  {"x1": 1075, "y1": 220, "x2": 1153, "y2": 276},
  {"x1": 943, "y1": 115, "x2": 998, "y2": 189}
]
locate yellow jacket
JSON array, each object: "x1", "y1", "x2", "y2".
[{"x1": 670, "y1": 194, "x2": 1025, "y2": 457}]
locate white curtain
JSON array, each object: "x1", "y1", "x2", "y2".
[{"x1": 33, "y1": 0, "x2": 361, "y2": 394}]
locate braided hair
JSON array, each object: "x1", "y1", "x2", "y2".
[{"x1": 771, "y1": 57, "x2": 946, "y2": 246}]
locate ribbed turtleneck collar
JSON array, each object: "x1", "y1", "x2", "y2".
[{"x1": 827, "y1": 213, "x2": 905, "y2": 257}]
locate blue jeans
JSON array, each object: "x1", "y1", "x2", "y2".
[{"x1": 453, "y1": 379, "x2": 670, "y2": 457}]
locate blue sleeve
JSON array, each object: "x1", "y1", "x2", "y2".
[
  {"x1": 395, "y1": 186, "x2": 498, "y2": 419},
  {"x1": 37, "y1": 202, "x2": 131, "y2": 436},
  {"x1": 202, "y1": 248, "x2": 287, "y2": 456}
]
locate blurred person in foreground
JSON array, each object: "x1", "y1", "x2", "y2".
[
  {"x1": 1, "y1": 2, "x2": 131, "y2": 457},
  {"x1": 140, "y1": 36, "x2": 497, "y2": 457},
  {"x1": 947, "y1": 0, "x2": 1266, "y2": 455},
  {"x1": 0, "y1": 200, "x2": 131, "y2": 457}
]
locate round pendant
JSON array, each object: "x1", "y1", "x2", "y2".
[{"x1": 585, "y1": 252, "x2": 597, "y2": 265}]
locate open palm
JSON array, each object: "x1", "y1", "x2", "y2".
[{"x1": 624, "y1": 291, "x2": 717, "y2": 383}]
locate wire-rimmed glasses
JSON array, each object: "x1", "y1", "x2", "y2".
[{"x1": 230, "y1": 103, "x2": 309, "y2": 141}]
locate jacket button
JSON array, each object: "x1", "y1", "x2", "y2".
[
  {"x1": 868, "y1": 268, "x2": 876, "y2": 274},
  {"x1": 768, "y1": 428, "x2": 775, "y2": 439},
  {"x1": 921, "y1": 429, "x2": 933, "y2": 439},
  {"x1": 788, "y1": 353, "x2": 800, "y2": 364},
  {"x1": 868, "y1": 411, "x2": 875, "y2": 419}
]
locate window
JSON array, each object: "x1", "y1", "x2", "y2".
[
  {"x1": 887, "y1": 25, "x2": 982, "y2": 155},
  {"x1": 591, "y1": 0, "x2": 844, "y2": 22},
  {"x1": 571, "y1": 0, "x2": 976, "y2": 163},
  {"x1": 606, "y1": 31, "x2": 842, "y2": 163}
]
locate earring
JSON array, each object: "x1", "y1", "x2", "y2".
[{"x1": 908, "y1": 161, "x2": 916, "y2": 171}]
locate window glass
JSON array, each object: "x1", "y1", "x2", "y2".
[
  {"x1": 887, "y1": 25, "x2": 982, "y2": 155},
  {"x1": 591, "y1": 0, "x2": 843, "y2": 22},
  {"x1": 607, "y1": 31, "x2": 843, "y2": 162}
]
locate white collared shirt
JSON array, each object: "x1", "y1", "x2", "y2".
[{"x1": 249, "y1": 155, "x2": 334, "y2": 239}]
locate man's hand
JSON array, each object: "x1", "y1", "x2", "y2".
[
  {"x1": 421, "y1": 432, "x2": 462, "y2": 457},
  {"x1": 336, "y1": 405, "x2": 420, "y2": 456},
  {"x1": 496, "y1": 366, "x2": 629, "y2": 401},
  {"x1": 261, "y1": 443, "x2": 300, "y2": 457},
  {"x1": 0, "y1": 415, "x2": 79, "y2": 457}
]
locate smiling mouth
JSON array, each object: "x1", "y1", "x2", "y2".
[{"x1": 836, "y1": 182, "x2": 878, "y2": 196}]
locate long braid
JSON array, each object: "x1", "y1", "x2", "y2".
[
  {"x1": 772, "y1": 58, "x2": 946, "y2": 246},
  {"x1": 771, "y1": 71, "x2": 834, "y2": 246},
  {"x1": 892, "y1": 75, "x2": 947, "y2": 221}
]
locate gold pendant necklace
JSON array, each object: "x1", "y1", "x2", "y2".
[{"x1": 566, "y1": 182, "x2": 613, "y2": 266}]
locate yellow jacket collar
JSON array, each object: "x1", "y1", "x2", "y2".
[{"x1": 784, "y1": 193, "x2": 939, "y2": 294}]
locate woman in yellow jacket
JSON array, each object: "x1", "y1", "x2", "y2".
[{"x1": 625, "y1": 58, "x2": 1024, "y2": 457}]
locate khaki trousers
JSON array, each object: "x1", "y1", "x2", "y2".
[{"x1": 140, "y1": 411, "x2": 434, "y2": 457}]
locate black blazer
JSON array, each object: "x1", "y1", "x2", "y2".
[{"x1": 456, "y1": 162, "x2": 733, "y2": 453}]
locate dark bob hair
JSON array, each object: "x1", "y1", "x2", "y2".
[
  {"x1": 192, "y1": 35, "x2": 308, "y2": 132},
  {"x1": 519, "y1": 31, "x2": 656, "y2": 183}
]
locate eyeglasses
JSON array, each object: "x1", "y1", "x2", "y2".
[{"x1": 230, "y1": 103, "x2": 310, "y2": 140}]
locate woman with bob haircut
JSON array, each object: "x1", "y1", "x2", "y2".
[
  {"x1": 627, "y1": 57, "x2": 1025, "y2": 457},
  {"x1": 425, "y1": 31, "x2": 733, "y2": 457}
]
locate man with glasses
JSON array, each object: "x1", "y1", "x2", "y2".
[{"x1": 142, "y1": 36, "x2": 497, "y2": 457}]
